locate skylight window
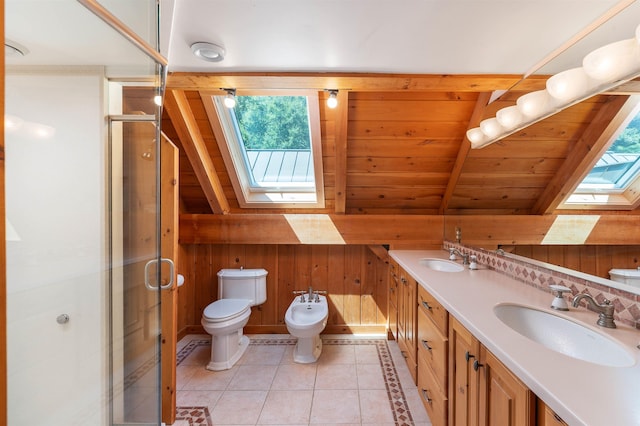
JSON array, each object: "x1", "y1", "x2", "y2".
[
  {"x1": 563, "y1": 99, "x2": 640, "y2": 209},
  {"x1": 203, "y1": 90, "x2": 325, "y2": 208}
]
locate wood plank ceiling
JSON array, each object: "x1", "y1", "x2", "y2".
[{"x1": 162, "y1": 73, "x2": 633, "y2": 216}]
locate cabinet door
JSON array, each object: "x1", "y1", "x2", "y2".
[
  {"x1": 406, "y1": 276, "x2": 417, "y2": 355},
  {"x1": 478, "y1": 346, "x2": 535, "y2": 426},
  {"x1": 536, "y1": 399, "x2": 568, "y2": 426},
  {"x1": 388, "y1": 260, "x2": 399, "y2": 340},
  {"x1": 449, "y1": 317, "x2": 480, "y2": 426}
]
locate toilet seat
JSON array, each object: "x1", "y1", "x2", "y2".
[{"x1": 203, "y1": 299, "x2": 251, "y2": 323}]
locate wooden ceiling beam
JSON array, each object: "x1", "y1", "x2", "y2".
[
  {"x1": 531, "y1": 95, "x2": 631, "y2": 215},
  {"x1": 334, "y1": 90, "x2": 349, "y2": 213},
  {"x1": 180, "y1": 214, "x2": 444, "y2": 245},
  {"x1": 167, "y1": 72, "x2": 548, "y2": 93},
  {"x1": 439, "y1": 92, "x2": 491, "y2": 214},
  {"x1": 163, "y1": 89, "x2": 230, "y2": 214}
]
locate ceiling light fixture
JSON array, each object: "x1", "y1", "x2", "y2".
[
  {"x1": 468, "y1": 23, "x2": 640, "y2": 149},
  {"x1": 326, "y1": 90, "x2": 339, "y2": 109},
  {"x1": 191, "y1": 42, "x2": 225, "y2": 62},
  {"x1": 223, "y1": 89, "x2": 236, "y2": 108}
]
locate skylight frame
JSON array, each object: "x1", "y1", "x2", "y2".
[
  {"x1": 560, "y1": 96, "x2": 640, "y2": 210},
  {"x1": 202, "y1": 89, "x2": 325, "y2": 209}
]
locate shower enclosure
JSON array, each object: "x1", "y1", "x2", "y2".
[{"x1": 5, "y1": 1, "x2": 172, "y2": 424}]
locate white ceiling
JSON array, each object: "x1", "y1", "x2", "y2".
[
  {"x1": 164, "y1": 0, "x2": 640, "y2": 75},
  {"x1": 5, "y1": 0, "x2": 640, "y2": 78}
]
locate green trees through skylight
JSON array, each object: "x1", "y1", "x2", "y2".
[
  {"x1": 610, "y1": 110, "x2": 640, "y2": 153},
  {"x1": 234, "y1": 96, "x2": 311, "y2": 150}
]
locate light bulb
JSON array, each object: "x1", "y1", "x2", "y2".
[
  {"x1": 466, "y1": 127, "x2": 488, "y2": 148},
  {"x1": 479, "y1": 118, "x2": 503, "y2": 139},
  {"x1": 583, "y1": 38, "x2": 640, "y2": 83},
  {"x1": 516, "y1": 90, "x2": 555, "y2": 119},
  {"x1": 546, "y1": 67, "x2": 592, "y2": 103},
  {"x1": 223, "y1": 92, "x2": 236, "y2": 108},
  {"x1": 326, "y1": 91, "x2": 338, "y2": 109},
  {"x1": 495, "y1": 106, "x2": 523, "y2": 131}
]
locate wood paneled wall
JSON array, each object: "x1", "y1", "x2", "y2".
[
  {"x1": 505, "y1": 245, "x2": 639, "y2": 279},
  {"x1": 177, "y1": 244, "x2": 392, "y2": 338}
]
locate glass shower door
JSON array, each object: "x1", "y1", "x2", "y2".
[
  {"x1": 110, "y1": 114, "x2": 163, "y2": 425},
  {"x1": 6, "y1": 1, "x2": 168, "y2": 425}
]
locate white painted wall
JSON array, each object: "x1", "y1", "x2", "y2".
[{"x1": 6, "y1": 69, "x2": 109, "y2": 425}]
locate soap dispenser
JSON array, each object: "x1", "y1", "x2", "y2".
[{"x1": 549, "y1": 285, "x2": 572, "y2": 311}]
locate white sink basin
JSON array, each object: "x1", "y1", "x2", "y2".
[
  {"x1": 419, "y1": 258, "x2": 464, "y2": 272},
  {"x1": 494, "y1": 303, "x2": 635, "y2": 367}
]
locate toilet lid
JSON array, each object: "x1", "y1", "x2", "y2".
[{"x1": 203, "y1": 299, "x2": 251, "y2": 321}]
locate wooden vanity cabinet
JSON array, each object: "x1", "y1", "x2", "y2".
[
  {"x1": 449, "y1": 317, "x2": 534, "y2": 426},
  {"x1": 391, "y1": 261, "x2": 539, "y2": 426},
  {"x1": 449, "y1": 316, "x2": 480, "y2": 426},
  {"x1": 388, "y1": 259, "x2": 399, "y2": 340},
  {"x1": 477, "y1": 345, "x2": 535, "y2": 426},
  {"x1": 417, "y1": 285, "x2": 449, "y2": 426},
  {"x1": 397, "y1": 266, "x2": 417, "y2": 383}
]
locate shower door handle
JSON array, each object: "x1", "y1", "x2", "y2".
[{"x1": 144, "y1": 258, "x2": 175, "y2": 290}]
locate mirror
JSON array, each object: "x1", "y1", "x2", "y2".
[
  {"x1": 504, "y1": 1, "x2": 640, "y2": 93},
  {"x1": 444, "y1": 2, "x2": 640, "y2": 288}
]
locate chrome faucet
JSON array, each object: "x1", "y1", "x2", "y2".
[
  {"x1": 308, "y1": 286, "x2": 315, "y2": 302},
  {"x1": 449, "y1": 248, "x2": 470, "y2": 265},
  {"x1": 572, "y1": 293, "x2": 617, "y2": 329}
]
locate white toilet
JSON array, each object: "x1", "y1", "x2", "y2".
[
  {"x1": 609, "y1": 267, "x2": 640, "y2": 288},
  {"x1": 201, "y1": 268, "x2": 268, "y2": 371},
  {"x1": 285, "y1": 291, "x2": 329, "y2": 363}
]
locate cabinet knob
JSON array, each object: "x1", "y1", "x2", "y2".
[
  {"x1": 421, "y1": 300, "x2": 432, "y2": 311},
  {"x1": 465, "y1": 351, "x2": 475, "y2": 362},
  {"x1": 473, "y1": 359, "x2": 484, "y2": 371},
  {"x1": 421, "y1": 389, "x2": 433, "y2": 404}
]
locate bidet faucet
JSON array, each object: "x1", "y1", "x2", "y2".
[
  {"x1": 308, "y1": 286, "x2": 314, "y2": 302},
  {"x1": 572, "y1": 293, "x2": 617, "y2": 328},
  {"x1": 449, "y1": 248, "x2": 470, "y2": 265},
  {"x1": 292, "y1": 290, "x2": 307, "y2": 302}
]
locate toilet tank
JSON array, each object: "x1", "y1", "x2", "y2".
[
  {"x1": 609, "y1": 267, "x2": 640, "y2": 288},
  {"x1": 217, "y1": 268, "x2": 268, "y2": 305}
]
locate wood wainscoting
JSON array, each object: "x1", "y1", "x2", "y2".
[
  {"x1": 177, "y1": 244, "x2": 396, "y2": 338},
  {"x1": 505, "y1": 245, "x2": 639, "y2": 280}
]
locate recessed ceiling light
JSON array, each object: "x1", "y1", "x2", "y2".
[{"x1": 191, "y1": 42, "x2": 225, "y2": 62}]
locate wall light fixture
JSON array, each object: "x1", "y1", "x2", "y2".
[
  {"x1": 326, "y1": 90, "x2": 339, "y2": 109},
  {"x1": 468, "y1": 23, "x2": 640, "y2": 149},
  {"x1": 222, "y1": 89, "x2": 236, "y2": 109}
]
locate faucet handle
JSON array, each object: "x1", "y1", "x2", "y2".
[
  {"x1": 449, "y1": 248, "x2": 457, "y2": 260},
  {"x1": 549, "y1": 285, "x2": 571, "y2": 311}
]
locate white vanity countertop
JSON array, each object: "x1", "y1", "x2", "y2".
[{"x1": 390, "y1": 249, "x2": 640, "y2": 426}]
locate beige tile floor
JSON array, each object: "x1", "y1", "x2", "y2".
[{"x1": 172, "y1": 334, "x2": 431, "y2": 426}]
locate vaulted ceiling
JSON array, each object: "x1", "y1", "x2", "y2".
[{"x1": 161, "y1": 73, "x2": 638, "y2": 216}]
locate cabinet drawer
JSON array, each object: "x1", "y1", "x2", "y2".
[
  {"x1": 397, "y1": 328, "x2": 417, "y2": 383},
  {"x1": 417, "y1": 307, "x2": 447, "y2": 393},
  {"x1": 418, "y1": 353, "x2": 447, "y2": 426},
  {"x1": 418, "y1": 285, "x2": 448, "y2": 335}
]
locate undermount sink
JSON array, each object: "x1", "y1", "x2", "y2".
[
  {"x1": 419, "y1": 258, "x2": 464, "y2": 272},
  {"x1": 494, "y1": 303, "x2": 636, "y2": 367}
]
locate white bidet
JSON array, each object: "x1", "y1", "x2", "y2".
[{"x1": 285, "y1": 294, "x2": 329, "y2": 363}]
